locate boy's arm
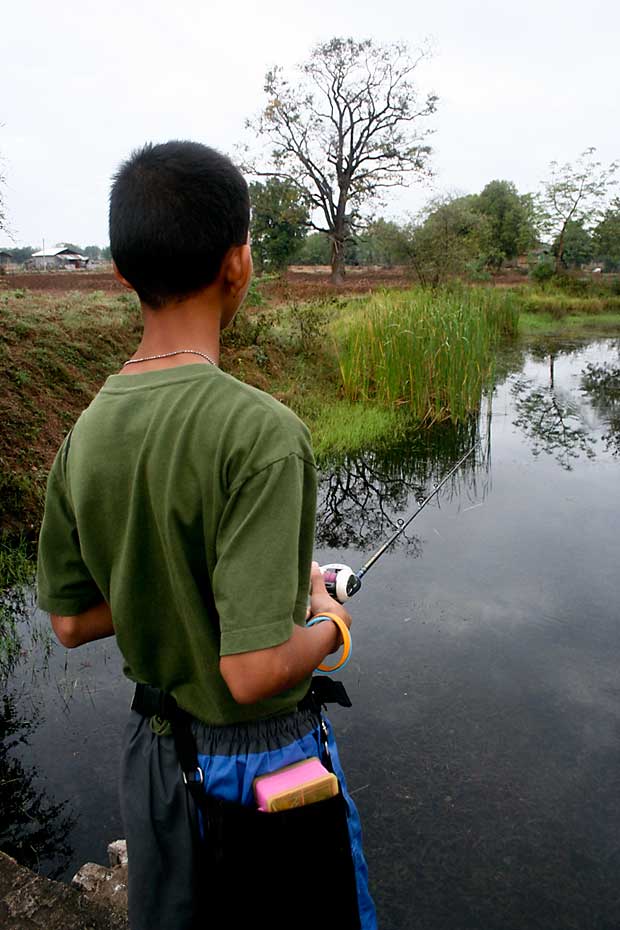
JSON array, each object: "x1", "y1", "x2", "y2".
[
  {"x1": 220, "y1": 562, "x2": 351, "y2": 705},
  {"x1": 51, "y1": 600, "x2": 115, "y2": 649}
]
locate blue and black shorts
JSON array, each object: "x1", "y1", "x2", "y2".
[{"x1": 121, "y1": 701, "x2": 377, "y2": 930}]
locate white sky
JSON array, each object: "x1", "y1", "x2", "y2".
[{"x1": 1, "y1": 0, "x2": 618, "y2": 249}]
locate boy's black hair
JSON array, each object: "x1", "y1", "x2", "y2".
[{"x1": 109, "y1": 140, "x2": 250, "y2": 309}]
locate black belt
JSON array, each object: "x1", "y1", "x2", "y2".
[
  {"x1": 131, "y1": 675, "x2": 352, "y2": 724},
  {"x1": 131, "y1": 676, "x2": 352, "y2": 798}
]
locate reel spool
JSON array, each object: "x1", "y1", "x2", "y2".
[{"x1": 320, "y1": 563, "x2": 362, "y2": 603}]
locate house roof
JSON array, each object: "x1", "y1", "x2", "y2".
[{"x1": 32, "y1": 247, "x2": 88, "y2": 259}]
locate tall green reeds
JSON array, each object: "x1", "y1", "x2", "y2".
[{"x1": 334, "y1": 286, "x2": 519, "y2": 424}]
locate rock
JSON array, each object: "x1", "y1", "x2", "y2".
[
  {"x1": 72, "y1": 861, "x2": 111, "y2": 893},
  {"x1": 0, "y1": 850, "x2": 128, "y2": 929},
  {"x1": 108, "y1": 839, "x2": 128, "y2": 868},
  {"x1": 72, "y1": 844, "x2": 128, "y2": 915}
]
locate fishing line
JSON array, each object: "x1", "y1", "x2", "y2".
[{"x1": 320, "y1": 445, "x2": 476, "y2": 602}]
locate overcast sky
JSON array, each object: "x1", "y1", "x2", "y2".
[{"x1": 1, "y1": 0, "x2": 618, "y2": 249}]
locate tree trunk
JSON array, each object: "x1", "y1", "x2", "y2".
[
  {"x1": 555, "y1": 224, "x2": 566, "y2": 274},
  {"x1": 330, "y1": 236, "x2": 346, "y2": 284}
]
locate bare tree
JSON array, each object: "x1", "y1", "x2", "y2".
[
  {"x1": 537, "y1": 148, "x2": 618, "y2": 273},
  {"x1": 244, "y1": 37, "x2": 437, "y2": 283}
]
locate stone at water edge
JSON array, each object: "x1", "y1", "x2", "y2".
[{"x1": 71, "y1": 839, "x2": 128, "y2": 914}]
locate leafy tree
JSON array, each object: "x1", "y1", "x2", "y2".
[
  {"x1": 592, "y1": 200, "x2": 620, "y2": 270},
  {"x1": 551, "y1": 220, "x2": 593, "y2": 268},
  {"x1": 475, "y1": 180, "x2": 537, "y2": 268},
  {"x1": 245, "y1": 37, "x2": 437, "y2": 283},
  {"x1": 5, "y1": 246, "x2": 34, "y2": 264},
  {"x1": 297, "y1": 232, "x2": 331, "y2": 265},
  {"x1": 537, "y1": 148, "x2": 618, "y2": 273},
  {"x1": 101, "y1": 245, "x2": 112, "y2": 261},
  {"x1": 55, "y1": 241, "x2": 83, "y2": 253},
  {"x1": 249, "y1": 178, "x2": 309, "y2": 272},
  {"x1": 407, "y1": 195, "x2": 491, "y2": 287},
  {"x1": 356, "y1": 219, "x2": 411, "y2": 267},
  {"x1": 83, "y1": 245, "x2": 102, "y2": 260}
]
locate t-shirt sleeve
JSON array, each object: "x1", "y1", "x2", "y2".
[
  {"x1": 213, "y1": 452, "x2": 317, "y2": 656},
  {"x1": 36, "y1": 438, "x2": 102, "y2": 616}
]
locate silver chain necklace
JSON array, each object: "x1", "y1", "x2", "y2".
[{"x1": 122, "y1": 349, "x2": 217, "y2": 367}]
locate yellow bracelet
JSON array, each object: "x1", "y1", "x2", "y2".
[{"x1": 307, "y1": 612, "x2": 352, "y2": 673}]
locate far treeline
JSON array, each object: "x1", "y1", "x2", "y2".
[
  {"x1": 242, "y1": 39, "x2": 618, "y2": 283},
  {"x1": 250, "y1": 174, "x2": 620, "y2": 283},
  {"x1": 2, "y1": 38, "x2": 618, "y2": 283},
  {"x1": 1, "y1": 244, "x2": 112, "y2": 264}
]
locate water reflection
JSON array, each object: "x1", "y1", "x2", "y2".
[
  {"x1": 511, "y1": 373, "x2": 597, "y2": 469},
  {"x1": 0, "y1": 585, "x2": 76, "y2": 876},
  {"x1": 317, "y1": 419, "x2": 490, "y2": 555},
  {"x1": 0, "y1": 689, "x2": 75, "y2": 878},
  {"x1": 316, "y1": 339, "x2": 620, "y2": 930},
  {"x1": 509, "y1": 339, "x2": 620, "y2": 469},
  {"x1": 1, "y1": 336, "x2": 620, "y2": 926},
  {"x1": 581, "y1": 352, "x2": 620, "y2": 455}
]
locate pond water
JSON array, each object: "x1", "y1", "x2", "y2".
[{"x1": 2, "y1": 337, "x2": 620, "y2": 929}]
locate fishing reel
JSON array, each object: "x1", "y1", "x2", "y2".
[
  {"x1": 319, "y1": 448, "x2": 476, "y2": 605},
  {"x1": 320, "y1": 563, "x2": 362, "y2": 603}
]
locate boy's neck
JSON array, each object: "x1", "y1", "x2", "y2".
[{"x1": 122, "y1": 291, "x2": 223, "y2": 373}]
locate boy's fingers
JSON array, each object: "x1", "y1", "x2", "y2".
[{"x1": 310, "y1": 561, "x2": 328, "y2": 593}]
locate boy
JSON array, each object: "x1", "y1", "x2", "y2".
[{"x1": 36, "y1": 141, "x2": 376, "y2": 929}]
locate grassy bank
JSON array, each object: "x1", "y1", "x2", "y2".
[
  {"x1": 0, "y1": 286, "x2": 346, "y2": 561},
  {"x1": 334, "y1": 286, "x2": 519, "y2": 424},
  {"x1": 510, "y1": 277, "x2": 620, "y2": 335},
  {"x1": 2, "y1": 278, "x2": 620, "y2": 586}
]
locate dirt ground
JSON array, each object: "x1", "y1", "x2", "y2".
[
  {"x1": 0, "y1": 270, "x2": 125, "y2": 294},
  {"x1": 0, "y1": 265, "x2": 530, "y2": 303},
  {"x1": 0, "y1": 266, "x2": 417, "y2": 299}
]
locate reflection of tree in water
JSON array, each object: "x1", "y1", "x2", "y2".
[
  {"x1": 1, "y1": 582, "x2": 74, "y2": 878},
  {"x1": 316, "y1": 418, "x2": 488, "y2": 553},
  {"x1": 512, "y1": 353, "x2": 596, "y2": 471},
  {"x1": 0, "y1": 689, "x2": 75, "y2": 878},
  {"x1": 581, "y1": 360, "x2": 620, "y2": 456}
]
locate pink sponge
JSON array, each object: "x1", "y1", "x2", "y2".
[{"x1": 253, "y1": 757, "x2": 338, "y2": 812}]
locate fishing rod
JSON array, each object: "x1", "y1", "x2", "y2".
[{"x1": 320, "y1": 445, "x2": 477, "y2": 603}]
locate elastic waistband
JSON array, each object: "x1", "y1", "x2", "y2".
[
  {"x1": 189, "y1": 707, "x2": 321, "y2": 757},
  {"x1": 131, "y1": 677, "x2": 351, "y2": 757}
]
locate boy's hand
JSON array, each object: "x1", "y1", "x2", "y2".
[{"x1": 309, "y1": 562, "x2": 352, "y2": 630}]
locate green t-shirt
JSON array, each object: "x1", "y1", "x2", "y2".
[{"x1": 37, "y1": 364, "x2": 317, "y2": 725}]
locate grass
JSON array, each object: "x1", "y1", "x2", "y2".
[
  {"x1": 294, "y1": 399, "x2": 402, "y2": 460},
  {"x1": 519, "y1": 310, "x2": 620, "y2": 336},
  {"x1": 0, "y1": 288, "x2": 144, "y2": 545},
  {"x1": 1, "y1": 277, "x2": 619, "y2": 562},
  {"x1": 0, "y1": 533, "x2": 36, "y2": 676},
  {"x1": 333, "y1": 286, "x2": 520, "y2": 424}
]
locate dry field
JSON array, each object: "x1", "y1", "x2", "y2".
[{"x1": 0, "y1": 266, "x2": 417, "y2": 301}]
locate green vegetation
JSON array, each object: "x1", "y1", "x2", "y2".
[
  {"x1": 0, "y1": 535, "x2": 35, "y2": 676},
  {"x1": 1, "y1": 276, "x2": 620, "y2": 594},
  {"x1": 536, "y1": 148, "x2": 619, "y2": 273},
  {"x1": 0, "y1": 288, "x2": 143, "y2": 550},
  {"x1": 509, "y1": 276, "x2": 620, "y2": 332},
  {"x1": 249, "y1": 179, "x2": 309, "y2": 272},
  {"x1": 245, "y1": 37, "x2": 436, "y2": 282},
  {"x1": 334, "y1": 286, "x2": 519, "y2": 423}
]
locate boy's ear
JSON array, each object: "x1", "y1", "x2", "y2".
[
  {"x1": 113, "y1": 262, "x2": 135, "y2": 291},
  {"x1": 224, "y1": 243, "x2": 253, "y2": 298}
]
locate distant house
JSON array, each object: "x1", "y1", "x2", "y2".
[
  {"x1": 31, "y1": 247, "x2": 90, "y2": 270},
  {"x1": 0, "y1": 251, "x2": 12, "y2": 268}
]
